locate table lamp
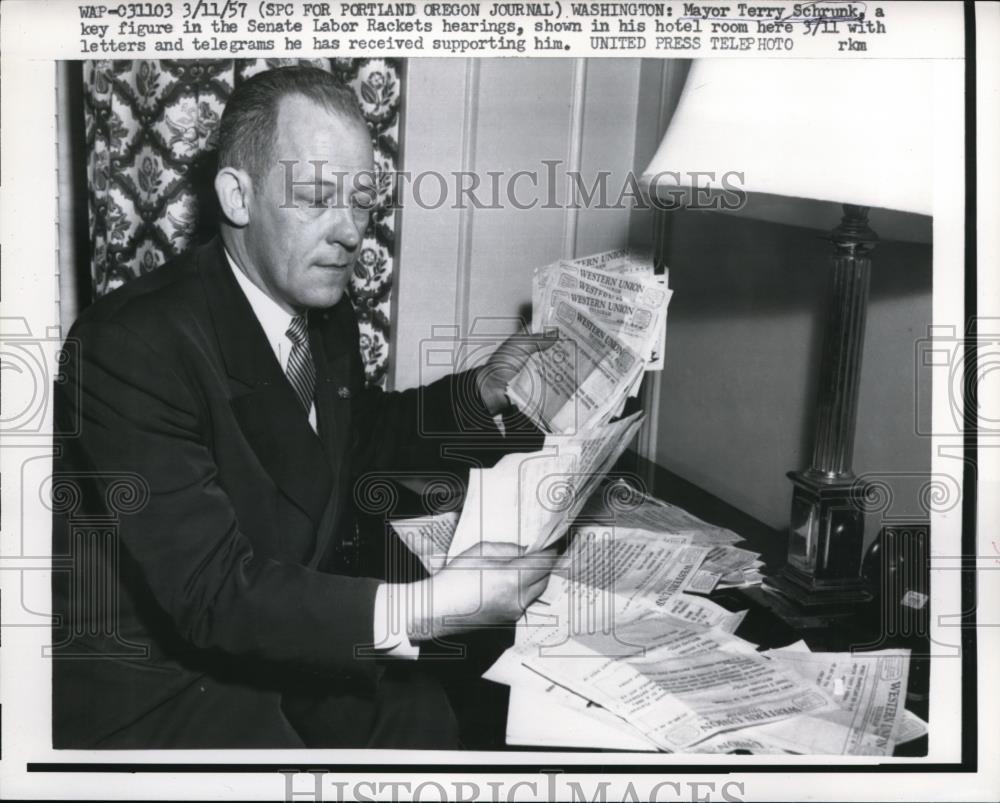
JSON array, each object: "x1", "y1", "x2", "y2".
[{"x1": 640, "y1": 58, "x2": 933, "y2": 608}]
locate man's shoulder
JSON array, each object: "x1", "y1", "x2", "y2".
[{"x1": 70, "y1": 240, "x2": 219, "y2": 344}]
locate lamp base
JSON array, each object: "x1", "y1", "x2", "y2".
[{"x1": 770, "y1": 470, "x2": 873, "y2": 609}]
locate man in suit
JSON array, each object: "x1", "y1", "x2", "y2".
[{"x1": 52, "y1": 66, "x2": 555, "y2": 749}]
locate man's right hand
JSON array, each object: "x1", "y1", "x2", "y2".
[{"x1": 404, "y1": 542, "x2": 559, "y2": 642}]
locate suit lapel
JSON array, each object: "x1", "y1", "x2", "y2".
[{"x1": 198, "y1": 238, "x2": 333, "y2": 527}]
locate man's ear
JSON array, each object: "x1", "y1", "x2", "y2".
[{"x1": 214, "y1": 166, "x2": 253, "y2": 227}]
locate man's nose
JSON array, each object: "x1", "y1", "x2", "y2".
[{"x1": 326, "y1": 206, "x2": 362, "y2": 249}]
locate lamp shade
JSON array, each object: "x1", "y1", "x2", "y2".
[{"x1": 641, "y1": 58, "x2": 933, "y2": 218}]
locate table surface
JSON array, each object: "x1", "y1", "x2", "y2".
[{"x1": 362, "y1": 450, "x2": 928, "y2": 756}]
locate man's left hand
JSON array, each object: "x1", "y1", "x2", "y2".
[{"x1": 475, "y1": 332, "x2": 557, "y2": 417}]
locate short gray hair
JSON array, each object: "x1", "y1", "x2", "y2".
[{"x1": 216, "y1": 65, "x2": 367, "y2": 184}]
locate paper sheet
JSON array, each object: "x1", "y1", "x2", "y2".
[
  {"x1": 446, "y1": 413, "x2": 644, "y2": 559},
  {"x1": 485, "y1": 615, "x2": 659, "y2": 751},
  {"x1": 513, "y1": 620, "x2": 834, "y2": 751}
]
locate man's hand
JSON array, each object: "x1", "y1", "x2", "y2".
[
  {"x1": 404, "y1": 543, "x2": 559, "y2": 642},
  {"x1": 475, "y1": 332, "x2": 558, "y2": 417}
]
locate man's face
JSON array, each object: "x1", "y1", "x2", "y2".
[{"x1": 243, "y1": 95, "x2": 375, "y2": 312}]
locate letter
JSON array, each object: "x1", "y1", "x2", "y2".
[
  {"x1": 648, "y1": 781, "x2": 682, "y2": 802},
  {"x1": 453, "y1": 170, "x2": 487, "y2": 210},
  {"x1": 544, "y1": 771, "x2": 562, "y2": 802},
  {"x1": 412, "y1": 781, "x2": 446, "y2": 801},
  {"x1": 507, "y1": 169, "x2": 539, "y2": 210},
  {"x1": 412, "y1": 170, "x2": 448, "y2": 209},
  {"x1": 686, "y1": 170, "x2": 716, "y2": 209},
  {"x1": 568, "y1": 170, "x2": 611, "y2": 209},
  {"x1": 379, "y1": 781, "x2": 410, "y2": 800},
  {"x1": 507, "y1": 781, "x2": 538, "y2": 799},
  {"x1": 484, "y1": 170, "x2": 505, "y2": 209},
  {"x1": 566, "y1": 780, "x2": 610, "y2": 803},
  {"x1": 388, "y1": 169, "x2": 413, "y2": 212},
  {"x1": 614, "y1": 171, "x2": 648, "y2": 210},
  {"x1": 540, "y1": 158, "x2": 562, "y2": 209},
  {"x1": 279, "y1": 159, "x2": 325, "y2": 208},
  {"x1": 282, "y1": 771, "x2": 325, "y2": 803},
  {"x1": 452, "y1": 781, "x2": 479, "y2": 802},
  {"x1": 719, "y1": 170, "x2": 746, "y2": 211}
]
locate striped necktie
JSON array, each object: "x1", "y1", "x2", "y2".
[{"x1": 285, "y1": 314, "x2": 316, "y2": 413}]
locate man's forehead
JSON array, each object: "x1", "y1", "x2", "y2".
[{"x1": 271, "y1": 94, "x2": 373, "y2": 174}]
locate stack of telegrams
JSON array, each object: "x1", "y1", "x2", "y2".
[{"x1": 509, "y1": 248, "x2": 671, "y2": 434}]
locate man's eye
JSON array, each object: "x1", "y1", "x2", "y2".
[{"x1": 352, "y1": 193, "x2": 377, "y2": 211}]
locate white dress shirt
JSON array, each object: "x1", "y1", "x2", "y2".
[
  {"x1": 226, "y1": 249, "x2": 417, "y2": 659},
  {"x1": 227, "y1": 253, "x2": 318, "y2": 431}
]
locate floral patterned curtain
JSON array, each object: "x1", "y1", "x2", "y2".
[{"x1": 83, "y1": 58, "x2": 401, "y2": 387}]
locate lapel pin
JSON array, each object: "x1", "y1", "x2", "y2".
[{"x1": 337, "y1": 386, "x2": 352, "y2": 399}]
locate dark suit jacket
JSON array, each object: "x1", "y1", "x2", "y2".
[{"x1": 51, "y1": 237, "x2": 516, "y2": 748}]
